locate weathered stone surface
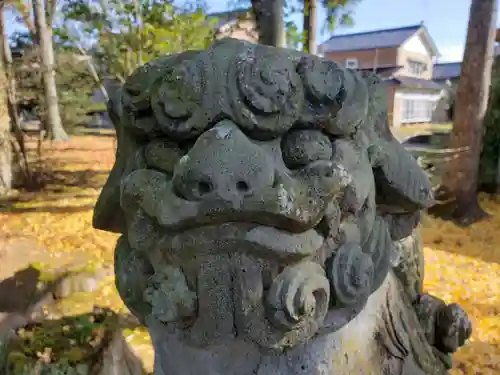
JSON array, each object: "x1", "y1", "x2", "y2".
[{"x1": 93, "y1": 38, "x2": 472, "y2": 374}]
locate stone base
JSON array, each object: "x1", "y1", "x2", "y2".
[{"x1": 149, "y1": 272, "x2": 446, "y2": 375}]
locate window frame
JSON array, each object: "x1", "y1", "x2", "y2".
[
  {"x1": 345, "y1": 58, "x2": 359, "y2": 69},
  {"x1": 407, "y1": 59, "x2": 427, "y2": 76},
  {"x1": 400, "y1": 98, "x2": 435, "y2": 123}
]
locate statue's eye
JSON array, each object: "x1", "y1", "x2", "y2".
[
  {"x1": 145, "y1": 139, "x2": 184, "y2": 174},
  {"x1": 281, "y1": 130, "x2": 333, "y2": 169}
]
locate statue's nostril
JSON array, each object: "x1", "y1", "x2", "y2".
[
  {"x1": 171, "y1": 123, "x2": 278, "y2": 201},
  {"x1": 197, "y1": 180, "x2": 213, "y2": 196},
  {"x1": 236, "y1": 180, "x2": 250, "y2": 193}
]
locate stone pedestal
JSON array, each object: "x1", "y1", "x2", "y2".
[{"x1": 93, "y1": 38, "x2": 472, "y2": 374}]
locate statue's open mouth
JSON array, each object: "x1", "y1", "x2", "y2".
[
  {"x1": 121, "y1": 169, "x2": 344, "y2": 261},
  {"x1": 148, "y1": 197, "x2": 342, "y2": 263},
  {"x1": 155, "y1": 220, "x2": 330, "y2": 263}
]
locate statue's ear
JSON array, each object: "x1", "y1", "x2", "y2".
[
  {"x1": 359, "y1": 76, "x2": 434, "y2": 214},
  {"x1": 93, "y1": 88, "x2": 146, "y2": 233},
  {"x1": 93, "y1": 50, "x2": 203, "y2": 233},
  {"x1": 371, "y1": 113, "x2": 435, "y2": 213}
]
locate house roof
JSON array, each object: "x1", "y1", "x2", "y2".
[
  {"x1": 432, "y1": 62, "x2": 461, "y2": 81},
  {"x1": 387, "y1": 76, "x2": 444, "y2": 90},
  {"x1": 319, "y1": 24, "x2": 439, "y2": 57}
]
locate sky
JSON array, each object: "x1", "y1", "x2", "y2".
[
  {"x1": 206, "y1": 0, "x2": 500, "y2": 63},
  {"x1": 5, "y1": 0, "x2": 500, "y2": 63}
]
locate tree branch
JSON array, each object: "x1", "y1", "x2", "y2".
[
  {"x1": 45, "y1": 0, "x2": 58, "y2": 27},
  {"x1": 19, "y1": 0, "x2": 38, "y2": 41}
]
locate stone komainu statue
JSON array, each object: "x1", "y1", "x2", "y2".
[{"x1": 93, "y1": 39, "x2": 472, "y2": 375}]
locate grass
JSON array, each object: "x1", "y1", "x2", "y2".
[
  {"x1": 392, "y1": 122, "x2": 453, "y2": 141},
  {"x1": 0, "y1": 134, "x2": 499, "y2": 374}
]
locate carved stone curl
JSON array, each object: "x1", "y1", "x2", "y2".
[
  {"x1": 228, "y1": 49, "x2": 304, "y2": 137},
  {"x1": 266, "y1": 261, "x2": 330, "y2": 332},
  {"x1": 150, "y1": 57, "x2": 215, "y2": 139},
  {"x1": 414, "y1": 293, "x2": 472, "y2": 367},
  {"x1": 93, "y1": 38, "x2": 472, "y2": 375},
  {"x1": 326, "y1": 243, "x2": 374, "y2": 307}
]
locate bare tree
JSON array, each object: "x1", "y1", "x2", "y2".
[
  {"x1": 440, "y1": 0, "x2": 497, "y2": 225},
  {"x1": 0, "y1": 2, "x2": 33, "y2": 195},
  {"x1": 0, "y1": 4, "x2": 12, "y2": 194},
  {"x1": 32, "y1": 0, "x2": 68, "y2": 140}
]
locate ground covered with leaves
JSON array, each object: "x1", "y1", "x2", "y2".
[
  {"x1": 7, "y1": 308, "x2": 118, "y2": 370},
  {"x1": 1, "y1": 135, "x2": 499, "y2": 374}
]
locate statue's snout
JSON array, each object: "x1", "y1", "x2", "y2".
[{"x1": 172, "y1": 121, "x2": 276, "y2": 202}]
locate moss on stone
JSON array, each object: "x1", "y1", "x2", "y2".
[{"x1": 5, "y1": 309, "x2": 119, "y2": 373}]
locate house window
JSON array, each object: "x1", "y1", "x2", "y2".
[
  {"x1": 408, "y1": 59, "x2": 427, "y2": 76},
  {"x1": 345, "y1": 58, "x2": 359, "y2": 69},
  {"x1": 401, "y1": 99, "x2": 434, "y2": 123}
]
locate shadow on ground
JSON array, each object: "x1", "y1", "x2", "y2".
[
  {"x1": 425, "y1": 235, "x2": 500, "y2": 265},
  {"x1": 48, "y1": 147, "x2": 115, "y2": 152},
  {"x1": 421, "y1": 204, "x2": 500, "y2": 267},
  {"x1": 0, "y1": 204, "x2": 97, "y2": 214},
  {"x1": 3, "y1": 193, "x2": 96, "y2": 204},
  {"x1": 0, "y1": 265, "x2": 67, "y2": 314},
  {"x1": 0, "y1": 265, "x2": 71, "y2": 338},
  {"x1": 0, "y1": 266, "x2": 41, "y2": 313},
  {"x1": 0, "y1": 167, "x2": 108, "y2": 214},
  {"x1": 24, "y1": 169, "x2": 109, "y2": 191},
  {"x1": 74, "y1": 129, "x2": 116, "y2": 137}
]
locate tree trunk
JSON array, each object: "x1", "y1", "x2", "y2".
[
  {"x1": 0, "y1": 5, "x2": 11, "y2": 195},
  {"x1": 0, "y1": 96, "x2": 11, "y2": 196},
  {"x1": 303, "y1": 0, "x2": 317, "y2": 54},
  {"x1": 441, "y1": 0, "x2": 497, "y2": 226},
  {"x1": 32, "y1": 0, "x2": 68, "y2": 141},
  {"x1": 18, "y1": 0, "x2": 38, "y2": 42},
  {"x1": 135, "y1": 0, "x2": 144, "y2": 66},
  {"x1": 251, "y1": 0, "x2": 286, "y2": 47},
  {"x1": 0, "y1": 4, "x2": 31, "y2": 189}
]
